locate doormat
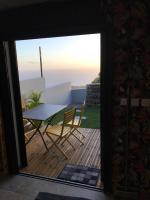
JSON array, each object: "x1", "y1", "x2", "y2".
[
  {"x1": 35, "y1": 192, "x2": 92, "y2": 200},
  {"x1": 57, "y1": 164, "x2": 100, "y2": 186}
]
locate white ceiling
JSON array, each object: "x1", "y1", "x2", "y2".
[{"x1": 0, "y1": 0, "x2": 65, "y2": 11}]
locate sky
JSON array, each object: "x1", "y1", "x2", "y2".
[{"x1": 16, "y1": 34, "x2": 100, "y2": 86}]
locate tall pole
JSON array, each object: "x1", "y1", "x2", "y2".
[{"x1": 39, "y1": 46, "x2": 43, "y2": 78}]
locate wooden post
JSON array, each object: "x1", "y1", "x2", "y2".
[{"x1": 39, "y1": 46, "x2": 43, "y2": 78}]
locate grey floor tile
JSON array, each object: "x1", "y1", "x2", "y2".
[
  {"x1": 0, "y1": 175, "x2": 32, "y2": 192},
  {"x1": 0, "y1": 189, "x2": 33, "y2": 200},
  {"x1": 16, "y1": 177, "x2": 107, "y2": 200},
  {"x1": 0, "y1": 175, "x2": 110, "y2": 200}
]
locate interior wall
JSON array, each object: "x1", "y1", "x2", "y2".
[
  {"x1": 0, "y1": 0, "x2": 100, "y2": 40},
  {"x1": 102, "y1": 0, "x2": 150, "y2": 196}
]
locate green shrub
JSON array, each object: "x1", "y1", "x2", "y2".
[
  {"x1": 92, "y1": 72, "x2": 100, "y2": 83},
  {"x1": 27, "y1": 91, "x2": 42, "y2": 109}
]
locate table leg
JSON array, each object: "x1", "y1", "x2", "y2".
[
  {"x1": 25, "y1": 120, "x2": 48, "y2": 151},
  {"x1": 43, "y1": 114, "x2": 57, "y2": 135},
  {"x1": 37, "y1": 130, "x2": 49, "y2": 151}
]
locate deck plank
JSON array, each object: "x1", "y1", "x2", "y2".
[{"x1": 21, "y1": 128, "x2": 101, "y2": 188}]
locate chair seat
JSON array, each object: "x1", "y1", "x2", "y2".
[
  {"x1": 57, "y1": 117, "x2": 79, "y2": 126},
  {"x1": 46, "y1": 125, "x2": 71, "y2": 137},
  {"x1": 58, "y1": 117, "x2": 80, "y2": 126}
]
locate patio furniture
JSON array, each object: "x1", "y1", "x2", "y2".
[
  {"x1": 23, "y1": 119, "x2": 33, "y2": 142},
  {"x1": 23, "y1": 103, "x2": 67, "y2": 151},
  {"x1": 21, "y1": 99, "x2": 32, "y2": 142},
  {"x1": 62, "y1": 104, "x2": 85, "y2": 146},
  {"x1": 21, "y1": 99, "x2": 28, "y2": 111},
  {"x1": 46, "y1": 107, "x2": 76, "y2": 159}
]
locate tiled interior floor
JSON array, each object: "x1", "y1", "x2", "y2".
[{"x1": 0, "y1": 175, "x2": 110, "y2": 200}]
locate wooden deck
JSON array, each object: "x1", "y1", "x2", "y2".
[{"x1": 21, "y1": 128, "x2": 101, "y2": 188}]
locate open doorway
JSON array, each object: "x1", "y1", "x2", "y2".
[{"x1": 15, "y1": 34, "x2": 101, "y2": 189}]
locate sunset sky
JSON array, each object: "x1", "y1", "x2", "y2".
[{"x1": 16, "y1": 34, "x2": 100, "y2": 86}]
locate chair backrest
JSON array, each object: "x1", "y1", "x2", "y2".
[
  {"x1": 77, "y1": 104, "x2": 85, "y2": 126},
  {"x1": 61, "y1": 107, "x2": 76, "y2": 135},
  {"x1": 21, "y1": 99, "x2": 27, "y2": 111}
]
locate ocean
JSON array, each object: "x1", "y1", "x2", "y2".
[{"x1": 18, "y1": 68, "x2": 100, "y2": 87}]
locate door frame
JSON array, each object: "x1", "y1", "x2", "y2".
[
  {"x1": 0, "y1": 0, "x2": 113, "y2": 193},
  {"x1": 101, "y1": 28, "x2": 113, "y2": 193},
  {"x1": 0, "y1": 42, "x2": 19, "y2": 173}
]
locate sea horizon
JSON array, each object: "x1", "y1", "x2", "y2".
[{"x1": 18, "y1": 68, "x2": 100, "y2": 87}]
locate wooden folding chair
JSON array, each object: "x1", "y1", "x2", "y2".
[
  {"x1": 46, "y1": 107, "x2": 76, "y2": 159},
  {"x1": 62, "y1": 104, "x2": 86, "y2": 146},
  {"x1": 22, "y1": 99, "x2": 34, "y2": 142}
]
